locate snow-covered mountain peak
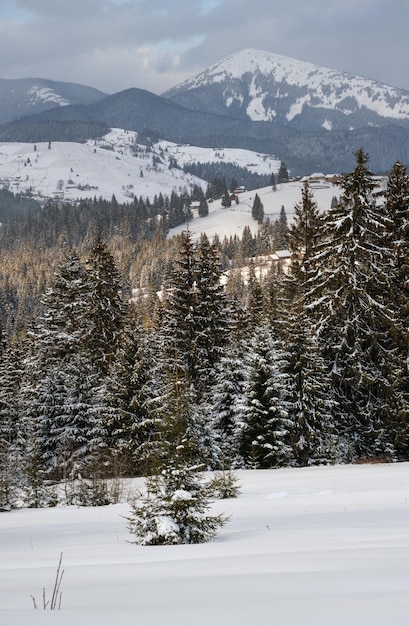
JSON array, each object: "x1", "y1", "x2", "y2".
[
  {"x1": 165, "y1": 48, "x2": 409, "y2": 128},
  {"x1": 26, "y1": 85, "x2": 70, "y2": 107},
  {"x1": 193, "y1": 48, "x2": 327, "y2": 84}
]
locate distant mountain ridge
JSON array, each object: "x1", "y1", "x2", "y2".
[
  {"x1": 0, "y1": 77, "x2": 107, "y2": 123},
  {"x1": 1, "y1": 50, "x2": 409, "y2": 175},
  {"x1": 163, "y1": 48, "x2": 409, "y2": 131}
]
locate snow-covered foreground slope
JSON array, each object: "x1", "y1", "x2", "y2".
[{"x1": 1, "y1": 463, "x2": 408, "y2": 626}]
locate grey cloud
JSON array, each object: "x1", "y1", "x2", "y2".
[{"x1": 0, "y1": 0, "x2": 408, "y2": 94}]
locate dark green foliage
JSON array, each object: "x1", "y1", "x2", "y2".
[
  {"x1": 277, "y1": 162, "x2": 289, "y2": 183},
  {"x1": 0, "y1": 188, "x2": 41, "y2": 225},
  {"x1": 0, "y1": 121, "x2": 109, "y2": 143},
  {"x1": 185, "y1": 162, "x2": 270, "y2": 192},
  {"x1": 83, "y1": 233, "x2": 126, "y2": 375},
  {"x1": 273, "y1": 206, "x2": 289, "y2": 250},
  {"x1": 251, "y1": 193, "x2": 264, "y2": 223}
]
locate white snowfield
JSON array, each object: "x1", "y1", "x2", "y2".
[
  {"x1": 0, "y1": 129, "x2": 280, "y2": 205},
  {"x1": 1, "y1": 462, "x2": 408, "y2": 626},
  {"x1": 169, "y1": 180, "x2": 338, "y2": 242}
]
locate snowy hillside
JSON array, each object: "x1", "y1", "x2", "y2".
[
  {"x1": 1, "y1": 463, "x2": 408, "y2": 626},
  {"x1": 156, "y1": 140, "x2": 280, "y2": 175},
  {"x1": 165, "y1": 48, "x2": 409, "y2": 130},
  {"x1": 0, "y1": 130, "x2": 205, "y2": 204},
  {"x1": 169, "y1": 179, "x2": 340, "y2": 241},
  {"x1": 0, "y1": 129, "x2": 281, "y2": 205}
]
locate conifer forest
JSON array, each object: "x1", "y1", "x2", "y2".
[{"x1": 1, "y1": 148, "x2": 409, "y2": 509}]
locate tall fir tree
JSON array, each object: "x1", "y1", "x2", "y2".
[
  {"x1": 251, "y1": 193, "x2": 264, "y2": 223},
  {"x1": 160, "y1": 230, "x2": 198, "y2": 385},
  {"x1": 273, "y1": 206, "x2": 289, "y2": 250},
  {"x1": 383, "y1": 161, "x2": 409, "y2": 457},
  {"x1": 308, "y1": 149, "x2": 396, "y2": 459},
  {"x1": 83, "y1": 233, "x2": 126, "y2": 376},
  {"x1": 194, "y1": 233, "x2": 230, "y2": 393},
  {"x1": 287, "y1": 180, "x2": 322, "y2": 288},
  {"x1": 101, "y1": 311, "x2": 159, "y2": 476},
  {"x1": 278, "y1": 181, "x2": 339, "y2": 465},
  {"x1": 240, "y1": 322, "x2": 292, "y2": 468},
  {"x1": 21, "y1": 247, "x2": 100, "y2": 483},
  {"x1": 0, "y1": 341, "x2": 25, "y2": 509}
]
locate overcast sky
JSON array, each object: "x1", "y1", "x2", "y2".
[{"x1": 0, "y1": 0, "x2": 408, "y2": 95}]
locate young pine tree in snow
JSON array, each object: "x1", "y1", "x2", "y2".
[
  {"x1": 127, "y1": 357, "x2": 227, "y2": 545},
  {"x1": 126, "y1": 463, "x2": 228, "y2": 545}
]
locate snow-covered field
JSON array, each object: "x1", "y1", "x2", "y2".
[
  {"x1": 0, "y1": 129, "x2": 339, "y2": 225},
  {"x1": 169, "y1": 181, "x2": 338, "y2": 241},
  {"x1": 0, "y1": 129, "x2": 281, "y2": 205},
  {"x1": 0, "y1": 127, "x2": 348, "y2": 244},
  {"x1": 0, "y1": 131, "x2": 207, "y2": 205},
  {"x1": 1, "y1": 463, "x2": 408, "y2": 626}
]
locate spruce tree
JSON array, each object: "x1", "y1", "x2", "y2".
[
  {"x1": 126, "y1": 463, "x2": 228, "y2": 545},
  {"x1": 277, "y1": 295, "x2": 339, "y2": 465},
  {"x1": 309, "y1": 149, "x2": 396, "y2": 458},
  {"x1": 251, "y1": 193, "x2": 264, "y2": 223},
  {"x1": 0, "y1": 342, "x2": 25, "y2": 510},
  {"x1": 273, "y1": 206, "x2": 289, "y2": 250},
  {"x1": 383, "y1": 161, "x2": 409, "y2": 457},
  {"x1": 83, "y1": 233, "x2": 126, "y2": 376},
  {"x1": 287, "y1": 180, "x2": 322, "y2": 286},
  {"x1": 160, "y1": 230, "x2": 197, "y2": 384},
  {"x1": 210, "y1": 339, "x2": 248, "y2": 468},
  {"x1": 21, "y1": 247, "x2": 100, "y2": 483},
  {"x1": 194, "y1": 233, "x2": 230, "y2": 393},
  {"x1": 277, "y1": 162, "x2": 289, "y2": 184},
  {"x1": 278, "y1": 182, "x2": 339, "y2": 465},
  {"x1": 102, "y1": 312, "x2": 158, "y2": 476},
  {"x1": 240, "y1": 322, "x2": 292, "y2": 468}
]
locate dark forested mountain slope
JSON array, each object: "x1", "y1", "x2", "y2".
[{"x1": 0, "y1": 77, "x2": 107, "y2": 124}]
